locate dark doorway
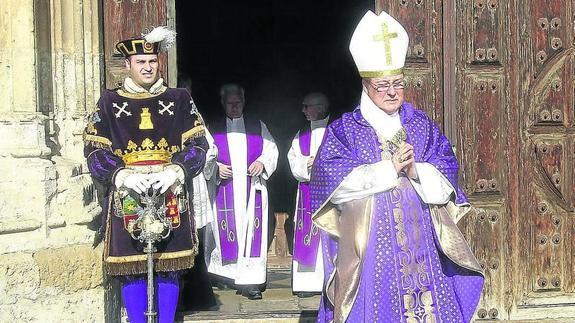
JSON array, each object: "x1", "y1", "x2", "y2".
[{"x1": 175, "y1": 1, "x2": 372, "y2": 213}]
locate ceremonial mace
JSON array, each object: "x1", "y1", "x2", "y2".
[{"x1": 127, "y1": 189, "x2": 173, "y2": 323}]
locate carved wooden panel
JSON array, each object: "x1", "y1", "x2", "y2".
[
  {"x1": 391, "y1": 0, "x2": 431, "y2": 63},
  {"x1": 459, "y1": 203, "x2": 505, "y2": 320},
  {"x1": 518, "y1": 1, "x2": 575, "y2": 315},
  {"x1": 528, "y1": 53, "x2": 574, "y2": 129},
  {"x1": 532, "y1": 137, "x2": 568, "y2": 203},
  {"x1": 452, "y1": 1, "x2": 510, "y2": 316},
  {"x1": 527, "y1": 1, "x2": 569, "y2": 77},
  {"x1": 458, "y1": 74, "x2": 504, "y2": 197},
  {"x1": 103, "y1": 0, "x2": 168, "y2": 88},
  {"x1": 463, "y1": 0, "x2": 504, "y2": 65},
  {"x1": 402, "y1": 69, "x2": 436, "y2": 120},
  {"x1": 527, "y1": 182, "x2": 566, "y2": 293},
  {"x1": 520, "y1": 51, "x2": 575, "y2": 305}
]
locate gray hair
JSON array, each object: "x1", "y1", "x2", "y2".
[
  {"x1": 304, "y1": 92, "x2": 330, "y2": 116},
  {"x1": 220, "y1": 83, "x2": 245, "y2": 106}
]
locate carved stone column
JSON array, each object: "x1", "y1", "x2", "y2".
[
  {"x1": 0, "y1": 0, "x2": 109, "y2": 321},
  {"x1": 0, "y1": 0, "x2": 54, "y2": 240},
  {"x1": 49, "y1": 0, "x2": 103, "y2": 231}
]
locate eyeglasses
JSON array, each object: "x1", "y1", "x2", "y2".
[{"x1": 366, "y1": 80, "x2": 406, "y2": 93}]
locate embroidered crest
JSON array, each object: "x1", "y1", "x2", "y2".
[
  {"x1": 113, "y1": 102, "x2": 131, "y2": 118},
  {"x1": 114, "y1": 138, "x2": 180, "y2": 164},
  {"x1": 139, "y1": 108, "x2": 154, "y2": 129},
  {"x1": 123, "y1": 195, "x2": 138, "y2": 215},
  {"x1": 165, "y1": 195, "x2": 181, "y2": 228},
  {"x1": 158, "y1": 100, "x2": 174, "y2": 115}
]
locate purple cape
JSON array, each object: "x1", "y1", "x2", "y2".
[{"x1": 311, "y1": 103, "x2": 483, "y2": 322}]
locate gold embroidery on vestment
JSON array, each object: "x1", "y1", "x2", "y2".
[
  {"x1": 181, "y1": 125, "x2": 206, "y2": 147},
  {"x1": 86, "y1": 123, "x2": 97, "y2": 135},
  {"x1": 115, "y1": 138, "x2": 180, "y2": 164},
  {"x1": 139, "y1": 108, "x2": 154, "y2": 129},
  {"x1": 391, "y1": 181, "x2": 438, "y2": 322},
  {"x1": 83, "y1": 134, "x2": 112, "y2": 147}
]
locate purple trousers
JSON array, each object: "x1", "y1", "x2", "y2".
[{"x1": 121, "y1": 272, "x2": 180, "y2": 323}]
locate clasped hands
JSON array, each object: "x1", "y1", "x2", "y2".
[
  {"x1": 116, "y1": 169, "x2": 179, "y2": 194},
  {"x1": 219, "y1": 160, "x2": 265, "y2": 180},
  {"x1": 392, "y1": 143, "x2": 418, "y2": 180}
]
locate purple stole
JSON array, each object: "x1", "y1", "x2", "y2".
[
  {"x1": 293, "y1": 126, "x2": 321, "y2": 267},
  {"x1": 212, "y1": 116, "x2": 263, "y2": 264}
]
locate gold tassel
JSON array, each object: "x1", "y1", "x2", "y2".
[{"x1": 105, "y1": 255, "x2": 196, "y2": 276}]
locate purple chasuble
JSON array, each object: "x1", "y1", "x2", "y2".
[
  {"x1": 312, "y1": 103, "x2": 484, "y2": 323},
  {"x1": 212, "y1": 116, "x2": 263, "y2": 263},
  {"x1": 293, "y1": 128, "x2": 321, "y2": 267}
]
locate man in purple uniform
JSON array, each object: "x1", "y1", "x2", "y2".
[
  {"x1": 311, "y1": 11, "x2": 484, "y2": 322},
  {"x1": 83, "y1": 27, "x2": 209, "y2": 322}
]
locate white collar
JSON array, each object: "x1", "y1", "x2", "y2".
[
  {"x1": 359, "y1": 91, "x2": 402, "y2": 140},
  {"x1": 123, "y1": 77, "x2": 165, "y2": 95},
  {"x1": 310, "y1": 115, "x2": 329, "y2": 129},
  {"x1": 226, "y1": 115, "x2": 244, "y2": 123}
]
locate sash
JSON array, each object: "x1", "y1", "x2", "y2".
[
  {"x1": 293, "y1": 126, "x2": 321, "y2": 266},
  {"x1": 212, "y1": 116, "x2": 263, "y2": 263}
]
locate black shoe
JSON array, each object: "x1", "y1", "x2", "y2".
[
  {"x1": 241, "y1": 286, "x2": 262, "y2": 300},
  {"x1": 296, "y1": 292, "x2": 317, "y2": 298}
]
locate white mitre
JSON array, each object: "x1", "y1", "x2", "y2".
[{"x1": 349, "y1": 10, "x2": 409, "y2": 77}]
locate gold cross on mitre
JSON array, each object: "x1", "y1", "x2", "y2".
[
  {"x1": 349, "y1": 11, "x2": 408, "y2": 78},
  {"x1": 372, "y1": 22, "x2": 398, "y2": 65}
]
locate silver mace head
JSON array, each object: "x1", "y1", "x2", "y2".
[{"x1": 127, "y1": 188, "x2": 172, "y2": 244}]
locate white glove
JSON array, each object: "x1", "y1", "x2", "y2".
[
  {"x1": 115, "y1": 170, "x2": 152, "y2": 194},
  {"x1": 149, "y1": 169, "x2": 179, "y2": 194}
]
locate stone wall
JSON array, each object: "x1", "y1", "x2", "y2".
[{"x1": 0, "y1": 0, "x2": 113, "y2": 321}]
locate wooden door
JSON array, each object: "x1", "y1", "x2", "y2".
[
  {"x1": 452, "y1": 0, "x2": 510, "y2": 320},
  {"x1": 515, "y1": 2, "x2": 575, "y2": 320},
  {"x1": 376, "y1": 0, "x2": 575, "y2": 321},
  {"x1": 103, "y1": 0, "x2": 173, "y2": 89},
  {"x1": 376, "y1": 0, "x2": 445, "y2": 128}
]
